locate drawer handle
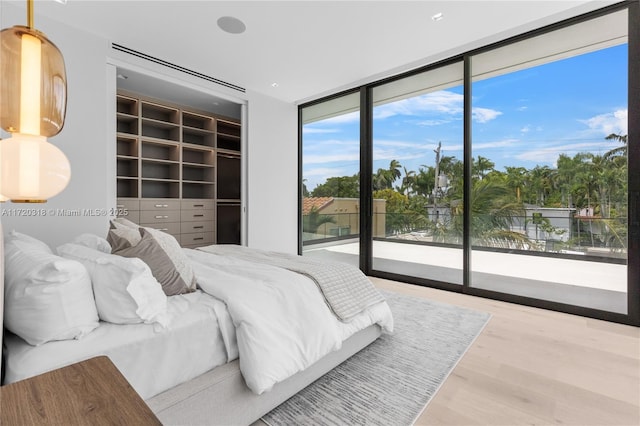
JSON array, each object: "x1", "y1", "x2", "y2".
[
  {"x1": 116, "y1": 204, "x2": 124, "y2": 208},
  {"x1": 193, "y1": 226, "x2": 204, "y2": 229},
  {"x1": 194, "y1": 214, "x2": 204, "y2": 217},
  {"x1": 155, "y1": 215, "x2": 169, "y2": 219},
  {"x1": 157, "y1": 228, "x2": 169, "y2": 232},
  {"x1": 193, "y1": 237, "x2": 204, "y2": 241},
  {"x1": 193, "y1": 204, "x2": 204, "y2": 207},
  {"x1": 155, "y1": 204, "x2": 169, "y2": 208}
]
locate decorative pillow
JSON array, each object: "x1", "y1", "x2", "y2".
[
  {"x1": 4, "y1": 232, "x2": 99, "y2": 346},
  {"x1": 113, "y1": 227, "x2": 197, "y2": 296},
  {"x1": 57, "y1": 243, "x2": 170, "y2": 326},
  {"x1": 72, "y1": 233, "x2": 111, "y2": 253},
  {"x1": 107, "y1": 224, "x2": 142, "y2": 252},
  {"x1": 112, "y1": 217, "x2": 139, "y2": 229}
]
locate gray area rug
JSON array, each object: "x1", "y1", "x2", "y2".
[{"x1": 262, "y1": 290, "x2": 490, "y2": 426}]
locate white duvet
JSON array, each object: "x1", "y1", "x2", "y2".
[{"x1": 185, "y1": 248, "x2": 393, "y2": 395}]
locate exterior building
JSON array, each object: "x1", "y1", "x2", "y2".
[{"x1": 302, "y1": 197, "x2": 386, "y2": 242}]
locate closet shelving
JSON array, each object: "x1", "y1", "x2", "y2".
[{"x1": 115, "y1": 91, "x2": 241, "y2": 247}]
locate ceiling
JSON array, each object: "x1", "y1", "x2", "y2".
[{"x1": 5, "y1": 1, "x2": 619, "y2": 106}]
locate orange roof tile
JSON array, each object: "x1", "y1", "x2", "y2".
[{"x1": 302, "y1": 197, "x2": 334, "y2": 215}]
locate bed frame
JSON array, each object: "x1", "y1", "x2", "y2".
[
  {"x1": 0, "y1": 224, "x2": 382, "y2": 425},
  {"x1": 148, "y1": 324, "x2": 381, "y2": 425}
]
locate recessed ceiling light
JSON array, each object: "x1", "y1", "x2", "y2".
[
  {"x1": 431, "y1": 12, "x2": 444, "y2": 22},
  {"x1": 271, "y1": 83, "x2": 279, "y2": 88},
  {"x1": 217, "y1": 16, "x2": 246, "y2": 34}
]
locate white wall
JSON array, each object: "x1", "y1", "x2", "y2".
[
  {"x1": 245, "y1": 90, "x2": 298, "y2": 254},
  {"x1": 0, "y1": 3, "x2": 113, "y2": 248},
  {"x1": 0, "y1": 3, "x2": 300, "y2": 253}
]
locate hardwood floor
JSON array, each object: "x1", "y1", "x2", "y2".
[{"x1": 372, "y1": 277, "x2": 640, "y2": 426}]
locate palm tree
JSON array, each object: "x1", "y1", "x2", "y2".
[
  {"x1": 504, "y1": 166, "x2": 527, "y2": 202},
  {"x1": 604, "y1": 133, "x2": 627, "y2": 159},
  {"x1": 373, "y1": 168, "x2": 393, "y2": 191},
  {"x1": 434, "y1": 179, "x2": 532, "y2": 249},
  {"x1": 399, "y1": 166, "x2": 416, "y2": 195},
  {"x1": 472, "y1": 155, "x2": 495, "y2": 180},
  {"x1": 302, "y1": 206, "x2": 336, "y2": 235},
  {"x1": 413, "y1": 165, "x2": 435, "y2": 197},
  {"x1": 388, "y1": 160, "x2": 402, "y2": 184},
  {"x1": 528, "y1": 165, "x2": 554, "y2": 206}
]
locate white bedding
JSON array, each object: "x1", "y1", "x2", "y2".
[
  {"x1": 3, "y1": 290, "x2": 231, "y2": 400},
  {"x1": 4, "y1": 247, "x2": 393, "y2": 400},
  {"x1": 185, "y1": 248, "x2": 394, "y2": 395}
]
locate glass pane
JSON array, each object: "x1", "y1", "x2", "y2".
[
  {"x1": 470, "y1": 10, "x2": 628, "y2": 313},
  {"x1": 301, "y1": 92, "x2": 360, "y2": 266},
  {"x1": 371, "y1": 62, "x2": 464, "y2": 284}
]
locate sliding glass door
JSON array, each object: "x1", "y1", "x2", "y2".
[
  {"x1": 370, "y1": 62, "x2": 464, "y2": 285},
  {"x1": 469, "y1": 9, "x2": 629, "y2": 314},
  {"x1": 300, "y1": 92, "x2": 361, "y2": 266}
]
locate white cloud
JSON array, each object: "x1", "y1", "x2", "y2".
[
  {"x1": 475, "y1": 139, "x2": 518, "y2": 150},
  {"x1": 373, "y1": 91, "x2": 464, "y2": 120},
  {"x1": 304, "y1": 152, "x2": 360, "y2": 165},
  {"x1": 472, "y1": 107, "x2": 502, "y2": 123},
  {"x1": 374, "y1": 90, "x2": 502, "y2": 125},
  {"x1": 517, "y1": 106, "x2": 528, "y2": 111},
  {"x1": 415, "y1": 119, "x2": 452, "y2": 126},
  {"x1": 520, "y1": 125, "x2": 531, "y2": 133},
  {"x1": 579, "y1": 109, "x2": 627, "y2": 136},
  {"x1": 373, "y1": 149, "x2": 425, "y2": 162},
  {"x1": 303, "y1": 127, "x2": 341, "y2": 135},
  {"x1": 515, "y1": 140, "x2": 621, "y2": 164},
  {"x1": 304, "y1": 167, "x2": 346, "y2": 177}
]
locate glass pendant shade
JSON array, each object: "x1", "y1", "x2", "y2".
[
  {"x1": 0, "y1": 25, "x2": 67, "y2": 137},
  {"x1": 0, "y1": 134, "x2": 71, "y2": 203}
]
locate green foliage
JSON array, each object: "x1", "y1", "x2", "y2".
[
  {"x1": 311, "y1": 175, "x2": 359, "y2": 198},
  {"x1": 308, "y1": 134, "x2": 628, "y2": 251},
  {"x1": 302, "y1": 206, "x2": 336, "y2": 234}
]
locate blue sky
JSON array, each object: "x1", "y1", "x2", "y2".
[{"x1": 303, "y1": 44, "x2": 627, "y2": 191}]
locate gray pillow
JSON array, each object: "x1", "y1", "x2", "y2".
[{"x1": 113, "y1": 228, "x2": 196, "y2": 296}]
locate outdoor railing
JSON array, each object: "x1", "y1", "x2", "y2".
[{"x1": 302, "y1": 212, "x2": 627, "y2": 263}]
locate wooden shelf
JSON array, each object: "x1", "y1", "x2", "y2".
[
  {"x1": 117, "y1": 96, "x2": 138, "y2": 115},
  {"x1": 141, "y1": 101, "x2": 179, "y2": 124}
]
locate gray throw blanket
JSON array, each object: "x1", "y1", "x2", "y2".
[{"x1": 197, "y1": 245, "x2": 385, "y2": 321}]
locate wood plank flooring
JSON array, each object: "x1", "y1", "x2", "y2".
[{"x1": 372, "y1": 277, "x2": 640, "y2": 426}]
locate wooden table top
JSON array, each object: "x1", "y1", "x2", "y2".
[{"x1": 0, "y1": 356, "x2": 162, "y2": 425}]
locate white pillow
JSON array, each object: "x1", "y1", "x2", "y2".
[
  {"x1": 4, "y1": 232, "x2": 100, "y2": 346},
  {"x1": 7, "y1": 230, "x2": 53, "y2": 253},
  {"x1": 57, "y1": 243, "x2": 170, "y2": 327},
  {"x1": 72, "y1": 233, "x2": 111, "y2": 253}
]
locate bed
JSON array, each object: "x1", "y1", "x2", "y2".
[{"x1": 0, "y1": 222, "x2": 394, "y2": 425}]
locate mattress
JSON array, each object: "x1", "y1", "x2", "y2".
[{"x1": 3, "y1": 290, "x2": 229, "y2": 400}]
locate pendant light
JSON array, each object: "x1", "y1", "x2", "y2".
[{"x1": 0, "y1": 0, "x2": 70, "y2": 203}]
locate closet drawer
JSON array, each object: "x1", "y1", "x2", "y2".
[
  {"x1": 116, "y1": 198, "x2": 140, "y2": 212},
  {"x1": 181, "y1": 209, "x2": 214, "y2": 222},
  {"x1": 181, "y1": 199, "x2": 214, "y2": 210},
  {"x1": 181, "y1": 221, "x2": 214, "y2": 234},
  {"x1": 119, "y1": 211, "x2": 140, "y2": 223},
  {"x1": 140, "y1": 199, "x2": 181, "y2": 211},
  {"x1": 140, "y1": 222, "x2": 181, "y2": 236},
  {"x1": 140, "y1": 210, "x2": 181, "y2": 223},
  {"x1": 180, "y1": 232, "x2": 215, "y2": 246}
]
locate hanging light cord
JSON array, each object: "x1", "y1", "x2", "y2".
[{"x1": 27, "y1": 0, "x2": 34, "y2": 29}]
